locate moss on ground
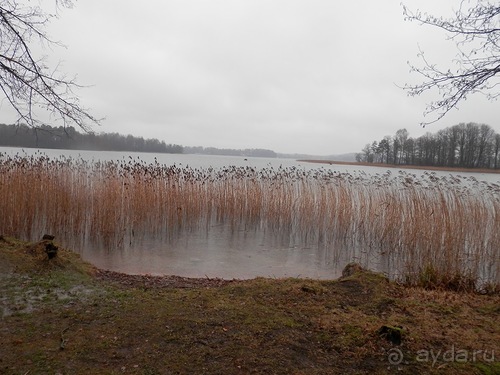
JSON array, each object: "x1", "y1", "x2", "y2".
[{"x1": 0, "y1": 237, "x2": 498, "y2": 374}]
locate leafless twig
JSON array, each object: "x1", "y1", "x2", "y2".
[{"x1": 0, "y1": 0, "x2": 101, "y2": 131}]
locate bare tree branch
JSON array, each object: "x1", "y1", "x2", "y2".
[
  {"x1": 0, "y1": 0, "x2": 101, "y2": 132},
  {"x1": 402, "y1": 1, "x2": 500, "y2": 126}
]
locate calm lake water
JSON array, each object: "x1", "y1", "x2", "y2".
[
  {"x1": 3, "y1": 146, "x2": 499, "y2": 183},
  {"x1": 2, "y1": 146, "x2": 499, "y2": 280}
]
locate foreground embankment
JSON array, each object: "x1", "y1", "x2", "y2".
[{"x1": 0, "y1": 237, "x2": 498, "y2": 374}]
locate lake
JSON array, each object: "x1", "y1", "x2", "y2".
[
  {"x1": 1, "y1": 146, "x2": 499, "y2": 281},
  {"x1": 3, "y1": 146, "x2": 500, "y2": 183}
]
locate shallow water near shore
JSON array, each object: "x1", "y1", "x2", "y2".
[{"x1": 75, "y1": 224, "x2": 383, "y2": 280}]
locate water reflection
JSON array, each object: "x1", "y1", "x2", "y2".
[{"x1": 78, "y1": 224, "x2": 351, "y2": 279}]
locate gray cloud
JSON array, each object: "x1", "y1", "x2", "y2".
[{"x1": 3, "y1": 0, "x2": 499, "y2": 155}]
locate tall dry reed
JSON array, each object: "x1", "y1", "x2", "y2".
[{"x1": 0, "y1": 152, "x2": 498, "y2": 289}]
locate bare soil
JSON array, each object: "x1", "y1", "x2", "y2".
[{"x1": 0, "y1": 237, "x2": 498, "y2": 374}]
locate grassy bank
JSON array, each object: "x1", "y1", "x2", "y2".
[{"x1": 0, "y1": 237, "x2": 498, "y2": 374}]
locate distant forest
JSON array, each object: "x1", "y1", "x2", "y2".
[
  {"x1": 0, "y1": 124, "x2": 184, "y2": 153},
  {"x1": 184, "y1": 146, "x2": 277, "y2": 158},
  {"x1": 357, "y1": 123, "x2": 500, "y2": 169},
  {"x1": 0, "y1": 124, "x2": 278, "y2": 158}
]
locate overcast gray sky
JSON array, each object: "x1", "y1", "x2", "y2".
[{"x1": 2, "y1": 0, "x2": 500, "y2": 155}]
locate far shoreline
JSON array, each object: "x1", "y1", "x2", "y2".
[{"x1": 298, "y1": 159, "x2": 500, "y2": 175}]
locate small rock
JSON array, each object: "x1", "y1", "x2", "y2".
[
  {"x1": 378, "y1": 325, "x2": 404, "y2": 345},
  {"x1": 45, "y1": 242, "x2": 58, "y2": 259},
  {"x1": 342, "y1": 263, "x2": 365, "y2": 277}
]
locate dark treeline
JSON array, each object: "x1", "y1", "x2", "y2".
[
  {"x1": 357, "y1": 123, "x2": 500, "y2": 169},
  {"x1": 184, "y1": 146, "x2": 277, "y2": 158},
  {"x1": 0, "y1": 124, "x2": 183, "y2": 153}
]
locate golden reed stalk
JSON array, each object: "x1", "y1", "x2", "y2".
[{"x1": 0, "y1": 153, "x2": 498, "y2": 290}]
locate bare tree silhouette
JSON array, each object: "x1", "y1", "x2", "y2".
[
  {"x1": 0, "y1": 0, "x2": 100, "y2": 131},
  {"x1": 403, "y1": 1, "x2": 500, "y2": 126}
]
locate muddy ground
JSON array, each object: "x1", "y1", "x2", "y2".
[{"x1": 0, "y1": 237, "x2": 498, "y2": 374}]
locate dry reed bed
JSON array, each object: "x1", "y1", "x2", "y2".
[{"x1": 0, "y1": 153, "x2": 498, "y2": 289}]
